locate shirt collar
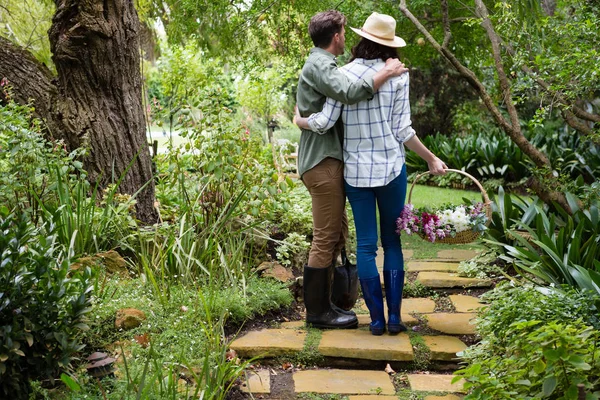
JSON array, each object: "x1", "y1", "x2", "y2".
[{"x1": 310, "y1": 47, "x2": 337, "y2": 61}]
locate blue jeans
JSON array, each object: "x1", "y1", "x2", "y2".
[{"x1": 344, "y1": 166, "x2": 407, "y2": 279}]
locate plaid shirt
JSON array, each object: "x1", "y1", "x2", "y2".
[{"x1": 307, "y1": 58, "x2": 416, "y2": 187}]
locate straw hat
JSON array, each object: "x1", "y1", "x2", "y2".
[{"x1": 350, "y1": 12, "x2": 406, "y2": 48}]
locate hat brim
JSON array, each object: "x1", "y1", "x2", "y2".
[{"x1": 350, "y1": 26, "x2": 406, "y2": 48}]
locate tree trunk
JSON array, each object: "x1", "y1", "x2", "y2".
[
  {"x1": 0, "y1": 36, "x2": 62, "y2": 140},
  {"x1": 48, "y1": 0, "x2": 158, "y2": 223}
]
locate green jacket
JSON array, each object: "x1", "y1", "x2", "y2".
[{"x1": 296, "y1": 47, "x2": 375, "y2": 177}]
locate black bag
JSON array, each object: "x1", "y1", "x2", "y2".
[{"x1": 331, "y1": 248, "x2": 359, "y2": 311}]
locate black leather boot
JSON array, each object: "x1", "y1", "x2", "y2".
[{"x1": 304, "y1": 265, "x2": 358, "y2": 329}]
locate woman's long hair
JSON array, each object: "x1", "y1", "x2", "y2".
[{"x1": 350, "y1": 38, "x2": 399, "y2": 62}]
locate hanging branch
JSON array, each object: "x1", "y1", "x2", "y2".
[
  {"x1": 399, "y1": 0, "x2": 572, "y2": 213},
  {"x1": 501, "y1": 41, "x2": 600, "y2": 138}
]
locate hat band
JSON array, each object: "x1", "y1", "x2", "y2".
[{"x1": 361, "y1": 28, "x2": 394, "y2": 41}]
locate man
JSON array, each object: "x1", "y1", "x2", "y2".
[{"x1": 297, "y1": 10, "x2": 408, "y2": 329}]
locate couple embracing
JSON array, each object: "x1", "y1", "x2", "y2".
[{"x1": 295, "y1": 10, "x2": 447, "y2": 335}]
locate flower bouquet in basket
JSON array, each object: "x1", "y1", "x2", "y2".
[{"x1": 396, "y1": 201, "x2": 489, "y2": 244}]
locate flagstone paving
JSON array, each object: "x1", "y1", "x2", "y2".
[
  {"x1": 406, "y1": 261, "x2": 460, "y2": 272},
  {"x1": 230, "y1": 328, "x2": 306, "y2": 358},
  {"x1": 234, "y1": 249, "x2": 488, "y2": 398},
  {"x1": 240, "y1": 370, "x2": 271, "y2": 394},
  {"x1": 294, "y1": 369, "x2": 396, "y2": 394},
  {"x1": 417, "y1": 271, "x2": 492, "y2": 288},
  {"x1": 449, "y1": 294, "x2": 485, "y2": 313},
  {"x1": 407, "y1": 374, "x2": 466, "y2": 393},
  {"x1": 319, "y1": 330, "x2": 413, "y2": 361},
  {"x1": 421, "y1": 336, "x2": 468, "y2": 361},
  {"x1": 424, "y1": 313, "x2": 478, "y2": 335}
]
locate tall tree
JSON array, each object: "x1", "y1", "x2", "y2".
[
  {"x1": 399, "y1": 0, "x2": 600, "y2": 212},
  {"x1": 0, "y1": 0, "x2": 157, "y2": 223}
]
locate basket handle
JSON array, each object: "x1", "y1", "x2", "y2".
[{"x1": 407, "y1": 169, "x2": 493, "y2": 219}]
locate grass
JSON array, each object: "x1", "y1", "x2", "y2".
[
  {"x1": 292, "y1": 327, "x2": 324, "y2": 367},
  {"x1": 408, "y1": 184, "x2": 484, "y2": 209}
]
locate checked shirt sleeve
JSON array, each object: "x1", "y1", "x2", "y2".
[
  {"x1": 307, "y1": 97, "x2": 343, "y2": 134},
  {"x1": 392, "y1": 74, "x2": 416, "y2": 143}
]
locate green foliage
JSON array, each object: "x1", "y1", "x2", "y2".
[
  {"x1": 0, "y1": 97, "x2": 137, "y2": 256},
  {"x1": 485, "y1": 186, "x2": 543, "y2": 247},
  {"x1": 0, "y1": 210, "x2": 94, "y2": 398},
  {"x1": 146, "y1": 42, "x2": 236, "y2": 132},
  {"x1": 235, "y1": 62, "x2": 297, "y2": 125},
  {"x1": 486, "y1": 187, "x2": 600, "y2": 294},
  {"x1": 456, "y1": 320, "x2": 600, "y2": 400},
  {"x1": 476, "y1": 283, "x2": 600, "y2": 341},
  {"x1": 456, "y1": 283, "x2": 600, "y2": 399},
  {"x1": 457, "y1": 250, "x2": 503, "y2": 279},
  {"x1": 491, "y1": 194, "x2": 600, "y2": 294},
  {"x1": 0, "y1": 98, "x2": 63, "y2": 220},
  {"x1": 0, "y1": 0, "x2": 54, "y2": 67},
  {"x1": 403, "y1": 280, "x2": 433, "y2": 298},
  {"x1": 275, "y1": 184, "x2": 314, "y2": 237},
  {"x1": 276, "y1": 232, "x2": 310, "y2": 268},
  {"x1": 495, "y1": 0, "x2": 600, "y2": 108}
]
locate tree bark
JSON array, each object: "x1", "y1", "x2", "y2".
[
  {"x1": 48, "y1": 0, "x2": 157, "y2": 223},
  {"x1": 0, "y1": 36, "x2": 62, "y2": 140}
]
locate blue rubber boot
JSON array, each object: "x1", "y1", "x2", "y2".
[
  {"x1": 383, "y1": 270, "x2": 408, "y2": 334},
  {"x1": 359, "y1": 276, "x2": 386, "y2": 335}
]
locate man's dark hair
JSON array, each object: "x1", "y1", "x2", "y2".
[
  {"x1": 308, "y1": 10, "x2": 347, "y2": 48},
  {"x1": 350, "y1": 38, "x2": 399, "y2": 62}
]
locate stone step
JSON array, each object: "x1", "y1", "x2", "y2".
[
  {"x1": 294, "y1": 369, "x2": 396, "y2": 394},
  {"x1": 230, "y1": 327, "x2": 469, "y2": 363},
  {"x1": 424, "y1": 313, "x2": 477, "y2": 335},
  {"x1": 407, "y1": 373, "x2": 465, "y2": 393},
  {"x1": 406, "y1": 261, "x2": 459, "y2": 272},
  {"x1": 318, "y1": 330, "x2": 413, "y2": 361},
  {"x1": 449, "y1": 294, "x2": 485, "y2": 313},
  {"x1": 230, "y1": 328, "x2": 306, "y2": 358},
  {"x1": 240, "y1": 370, "x2": 270, "y2": 394},
  {"x1": 421, "y1": 336, "x2": 467, "y2": 361},
  {"x1": 416, "y1": 271, "x2": 492, "y2": 288}
]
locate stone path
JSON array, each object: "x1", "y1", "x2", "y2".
[{"x1": 231, "y1": 248, "x2": 488, "y2": 398}]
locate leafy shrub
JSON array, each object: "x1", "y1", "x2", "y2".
[
  {"x1": 276, "y1": 232, "x2": 310, "y2": 268},
  {"x1": 456, "y1": 320, "x2": 600, "y2": 399},
  {"x1": 485, "y1": 186, "x2": 545, "y2": 248},
  {"x1": 457, "y1": 250, "x2": 503, "y2": 279},
  {"x1": 0, "y1": 209, "x2": 94, "y2": 398},
  {"x1": 0, "y1": 97, "x2": 137, "y2": 256},
  {"x1": 405, "y1": 128, "x2": 600, "y2": 188},
  {"x1": 491, "y1": 193, "x2": 600, "y2": 294},
  {"x1": 456, "y1": 283, "x2": 600, "y2": 399}
]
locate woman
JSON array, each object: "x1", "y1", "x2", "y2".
[{"x1": 295, "y1": 12, "x2": 447, "y2": 335}]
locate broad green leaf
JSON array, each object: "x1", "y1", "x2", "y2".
[
  {"x1": 542, "y1": 375, "x2": 557, "y2": 397},
  {"x1": 60, "y1": 373, "x2": 81, "y2": 392}
]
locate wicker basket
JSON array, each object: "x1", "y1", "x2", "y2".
[{"x1": 406, "y1": 169, "x2": 493, "y2": 244}]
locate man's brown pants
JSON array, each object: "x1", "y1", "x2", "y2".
[{"x1": 302, "y1": 157, "x2": 348, "y2": 268}]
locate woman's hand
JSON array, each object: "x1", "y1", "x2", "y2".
[{"x1": 427, "y1": 157, "x2": 448, "y2": 175}]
